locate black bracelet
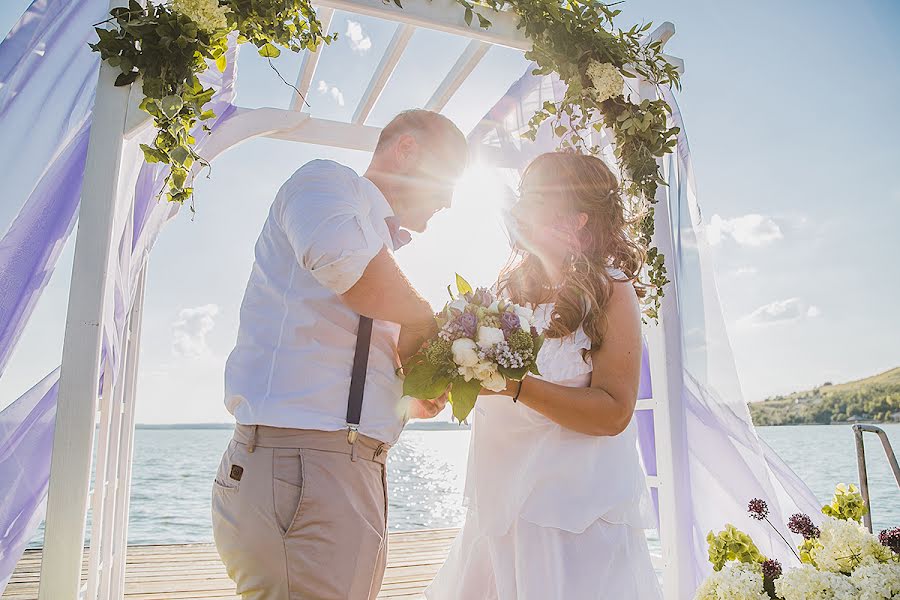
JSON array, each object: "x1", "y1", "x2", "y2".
[{"x1": 513, "y1": 377, "x2": 526, "y2": 403}]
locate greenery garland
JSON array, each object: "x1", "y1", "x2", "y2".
[{"x1": 91, "y1": 0, "x2": 679, "y2": 316}]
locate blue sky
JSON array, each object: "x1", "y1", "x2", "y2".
[{"x1": 0, "y1": 0, "x2": 898, "y2": 423}]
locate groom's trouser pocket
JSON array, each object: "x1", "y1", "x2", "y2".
[{"x1": 211, "y1": 427, "x2": 388, "y2": 600}]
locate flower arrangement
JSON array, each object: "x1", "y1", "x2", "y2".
[
  {"x1": 695, "y1": 484, "x2": 900, "y2": 600},
  {"x1": 402, "y1": 275, "x2": 543, "y2": 422}
]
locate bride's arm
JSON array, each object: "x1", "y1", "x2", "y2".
[{"x1": 490, "y1": 281, "x2": 643, "y2": 436}]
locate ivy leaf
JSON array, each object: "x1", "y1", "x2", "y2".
[
  {"x1": 455, "y1": 273, "x2": 473, "y2": 296},
  {"x1": 477, "y1": 14, "x2": 492, "y2": 29},
  {"x1": 139, "y1": 144, "x2": 168, "y2": 164},
  {"x1": 258, "y1": 42, "x2": 280, "y2": 58},
  {"x1": 392, "y1": 0, "x2": 403, "y2": 7},
  {"x1": 169, "y1": 145, "x2": 190, "y2": 166},
  {"x1": 403, "y1": 359, "x2": 450, "y2": 400},
  {"x1": 464, "y1": 8, "x2": 473, "y2": 26},
  {"x1": 171, "y1": 167, "x2": 188, "y2": 190},
  {"x1": 215, "y1": 54, "x2": 227, "y2": 72},
  {"x1": 449, "y1": 377, "x2": 481, "y2": 422},
  {"x1": 159, "y1": 95, "x2": 184, "y2": 119},
  {"x1": 114, "y1": 71, "x2": 138, "y2": 86}
]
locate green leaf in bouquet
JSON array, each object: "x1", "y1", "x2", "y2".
[
  {"x1": 455, "y1": 273, "x2": 473, "y2": 296},
  {"x1": 499, "y1": 365, "x2": 529, "y2": 381},
  {"x1": 449, "y1": 377, "x2": 481, "y2": 422},
  {"x1": 403, "y1": 358, "x2": 450, "y2": 400},
  {"x1": 529, "y1": 334, "x2": 545, "y2": 376}
]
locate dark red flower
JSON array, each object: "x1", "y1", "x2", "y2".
[
  {"x1": 761, "y1": 558, "x2": 782, "y2": 580},
  {"x1": 788, "y1": 513, "x2": 820, "y2": 539},
  {"x1": 748, "y1": 498, "x2": 769, "y2": 520},
  {"x1": 880, "y1": 527, "x2": 900, "y2": 554}
]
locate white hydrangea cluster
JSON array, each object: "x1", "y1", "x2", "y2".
[
  {"x1": 694, "y1": 562, "x2": 768, "y2": 600},
  {"x1": 171, "y1": 0, "x2": 230, "y2": 32},
  {"x1": 849, "y1": 562, "x2": 900, "y2": 600},
  {"x1": 813, "y1": 517, "x2": 895, "y2": 573},
  {"x1": 775, "y1": 564, "x2": 859, "y2": 600},
  {"x1": 585, "y1": 60, "x2": 624, "y2": 103}
]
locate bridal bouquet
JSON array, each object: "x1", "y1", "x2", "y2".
[
  {"x1": 695, "y1": 483, "x2": 900, "y2": 600},
  {"x1": 403, "y1": 275, "x2": 543, "y2": 422}
]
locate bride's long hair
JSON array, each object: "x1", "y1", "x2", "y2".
[{"x1": 497, "y1": 152, "x2": 646, "y2": 350}]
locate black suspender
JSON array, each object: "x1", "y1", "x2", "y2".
[{"x1": 346, "y1": 315, "x2": 373, "y2": 444}]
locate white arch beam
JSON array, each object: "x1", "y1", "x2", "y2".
[
  {"x1": 315, "y1": 0, "x2": 528, "y2": 51},
  {"x1": 352, "y1": 23, "x2": 415, "y2": 125},
  {"x1": 291, "y1": 7, "x2": 335, "y2": 111},
  {"x1": 425, "y1": 39, "x2": 489, "y2": 112}
]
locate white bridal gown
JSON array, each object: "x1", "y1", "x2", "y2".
[{"x1": 425, "y1": 301, "x2": 663, "y2": 600}]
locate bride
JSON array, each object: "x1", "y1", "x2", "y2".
[{"x1": 425, "y1": 152, "x2": 662, "y2": 599}]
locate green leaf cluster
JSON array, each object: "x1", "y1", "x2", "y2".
[{"x1": 91, "y1": 0, "x2": 333, "y2": 207}]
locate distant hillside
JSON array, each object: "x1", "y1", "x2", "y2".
[{"x1": 750, "y1": 367, "x2": 900, "y2": 426}]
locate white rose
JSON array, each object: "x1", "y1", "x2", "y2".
[
  {"x1": 472, "y1": 360, "x2": 497, "y2": 381},
  {"x1": 457, "y1": 365, "x2": 477, "y2": 381},
  {"x1": 477, "y1": 326, "x2": 505, "y2": 347},
  {"x1": 451, "y1": 338, "x2": 479, "y2": 367},
  {"x1": 482, "y1": 370, "x2": 507, "y2": 393}
]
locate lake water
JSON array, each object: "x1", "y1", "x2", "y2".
[{"x1": 27, "y1": 424, "x2": 900, "y2": 549}]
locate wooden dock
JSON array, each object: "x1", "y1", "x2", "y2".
[{"x1": 3, "y1": 528, "x2": 458, "y2": 599}]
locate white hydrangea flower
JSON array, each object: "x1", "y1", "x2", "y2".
[
  {"x1": 813, "y1": 517, "x2": 894, "y2": 573},
  {"x1": 776, "y1": 564, "x2": 860, "y2": 600},
  {"x1": 172, "y1": 0, "x2": 230, "y2": 32},
  {"x1": 849, "y1": 562, "x2": 900, "y2": 600},
  {"x1": 694, "y1": 562, "x2": 768, "y2": 600},
  {"x1": 585, "y1": 60, "x2": 624, "y2": 103}
]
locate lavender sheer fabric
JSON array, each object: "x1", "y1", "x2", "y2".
[{"x1": 0, "y1": 0, "x2": 239, "y2": 590}]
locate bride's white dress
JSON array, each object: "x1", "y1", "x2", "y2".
[{"x1": 425, "y1": 301, "x2": 663, "y2": 600}]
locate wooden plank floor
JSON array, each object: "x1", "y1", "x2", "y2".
[{"x1": 3, "y1": 528, "x2": 458, "y2": 599}]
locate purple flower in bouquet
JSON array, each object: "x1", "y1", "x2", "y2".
[
  {"x1": 471, "y1": 287, "x2": 494, "y2": 307},
  {"x1": 880, "y1": 527, "x2": 900, "y2": 554},
  {"x1": 748, "y1": 498, "x2": 769, "y2": 520},
  {"x1": 788, "y1": 513, "x2": 821, "y2": 539},
  {"x1": 500, "y1": 311, "x2": 520, "y2": 335},
  {"x1": 439, "y1": 311, "x2": 477, "y2": 341}
]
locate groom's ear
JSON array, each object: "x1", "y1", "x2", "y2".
[{"x1": 393, "y1": 134, "x2": 420, "y2": 170}]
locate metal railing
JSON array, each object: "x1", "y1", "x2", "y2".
[{"x1": 853, "y1": 424, "x2": 900, "y2": 533}]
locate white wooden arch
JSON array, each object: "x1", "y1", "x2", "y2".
[{"x1": 38, "y1": 1, "x2": 692, "y2": 598}]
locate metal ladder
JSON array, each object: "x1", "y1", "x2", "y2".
[{"x1": 853, "y1": 424, "x2": 900, "y2": 533}]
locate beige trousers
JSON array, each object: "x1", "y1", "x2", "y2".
[{"x1": 211, "y1": 425, "x2": 390, "y2": 600}]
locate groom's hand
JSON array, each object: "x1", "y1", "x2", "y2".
[{"x1": 408, "y1": 391, "x2": 448, "y2": 419}]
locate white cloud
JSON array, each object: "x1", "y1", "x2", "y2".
[
  {"x1": 346, "y1": 20, "x2": 372, "y2": 53},
  {"x1": 172, "y1": 304, "x2": 219, "y2": 358},
  {"x1": 734, "y1": 266, "x2": 759, "y2": 277},
  {"x1": 317, "y1": 80, "x2": 345, "y2": 106},
  {"x1": 736, "y1": 298, "x2": 821, "y2": 329},
  {"x1": 707, "y1": 214, "x2": 783, "y2": 247}
]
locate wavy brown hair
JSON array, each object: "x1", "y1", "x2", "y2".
[{"x1": 498, "y1": 152, "x2": 646, "y2": 350}]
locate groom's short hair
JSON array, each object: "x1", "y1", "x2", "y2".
[{"x1": 375, "y1": 109, "x2": 468, "y2": 168}]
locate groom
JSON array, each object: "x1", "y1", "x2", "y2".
[{"x1": 211, "y1": 109, "x2": 468, "y2": 599}]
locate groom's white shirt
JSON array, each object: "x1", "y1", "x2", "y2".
[{"x1": 224, "y1": 160, "x2": 407, "y2": 444}]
